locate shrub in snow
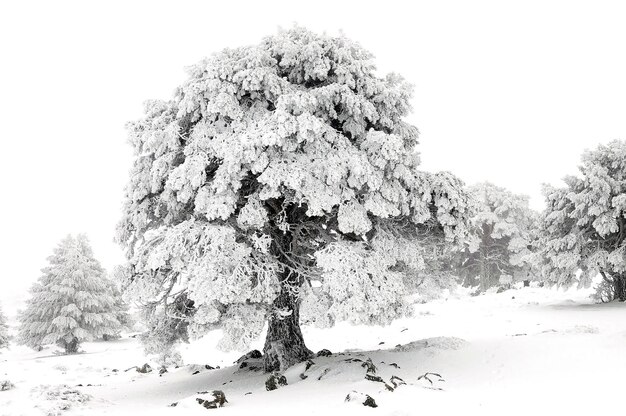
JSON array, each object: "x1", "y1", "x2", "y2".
[
  {"x1": 116, "y1": 27, "x2": 473, "y2": 371},
  {"x1": 0, "y1": 304, "x2": 9, "y2": 349},
  {"x1": 1, "y1": 380, "x2": 15, "y2": 391},
  {"x1": 540, "y1": 140, "x2": 626, "y2": 301},
  {"x1": 17, "y1": 235, "x2": 122, "y2": 354},
  {"x1": 456, "y1": 182, "x2": 540, "y2": 292},
  {"x1": 31, "y1": 384, "x2": 90, "y2": 416}
]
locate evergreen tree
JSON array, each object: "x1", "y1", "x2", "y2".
[
  {"x1": 456, "y1": 182, "x2": 539, "y2": 292},
  {"x1": 102, "y1": 277, "x2": 133, "y2": 341},
  {"x1": 541, "y1": 140, "x2": 626, "y2": 301},
  {"x1": 0, "y1": 303, "x2": 9, "y2": 349},
  {"x1": 117, "y1": 27, "x2": 473, "y2": 371},
  {"x1": 17, "y1": 235, "x2": 121, "y2": 353}
]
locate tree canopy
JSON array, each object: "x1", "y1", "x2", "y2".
[
  {"x1": 456, "y1": 182, "x2": 539, "y2": 291},
  {"x1": 541, "y1": 140, "x2": 626, "y2": 301},
  {"x1": 117, "y1": 27, "x2": 474, "y2": 370}
]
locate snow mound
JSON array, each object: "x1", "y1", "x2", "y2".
[
  {"x1": 31, "y1": 384, "x2": 91, "y2": 416},
  {"x1": 565, "y1": 325, "x2": 599, "y2": 334},
  {"x1": 394, "y1": 337, "x2": 468, "y2": 353}
]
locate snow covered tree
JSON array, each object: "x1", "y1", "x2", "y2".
[
  {"x1": 102, "y1": 278, "x2": 132, "y2": 341},
  {"x1": 0, "y1": 304, "x2": 9, "y2": 349},
  {"x1": 456, "y1": 183, "x2": 539, "y2": 292},
  {"x1": 541, "y1": 140, "x2": 626, "y2": 301},
  {"x1": 117, "y1": 27, "x2": 473, "y2": 371},
  {"x1": 17, "y1": 235, "x2": 122, "y2": 353}
]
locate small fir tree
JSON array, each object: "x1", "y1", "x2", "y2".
[
  {"x1": 17, "y1": 235, "x2": 121, "y2": 353},
  {"x1": 0, "y1": 304, "x2": 9, "y2": 349},
  {"x1": 102, "y1": 278, "x2": 133, "y2": 340}
]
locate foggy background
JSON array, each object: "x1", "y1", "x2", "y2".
[{"x1": 1, "y1": 0, "x2": 625, "y2": 308}]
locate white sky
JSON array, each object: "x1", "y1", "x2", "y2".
[{"x1": 1, "y1": 0, "x2": 626, "y2": 307}]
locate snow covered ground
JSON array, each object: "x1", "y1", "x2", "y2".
[{"x1": 2, "y1": 286, "x2": 625, "y2": 415}]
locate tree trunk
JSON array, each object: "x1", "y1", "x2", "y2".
[
  {"x1": 63, "y1": 338, "x2": 79, "y2": 354},
  {"x1": 263, "y1": 202, "x2": 314, "y2": 372},
  {"x1": 479, "y1": 260, "x2": 488, "y2": 293},
  {"x1": 263, "y1": 288, "x2": 313, "y2": 372},
  {"x1": 613, "y1": 274, "x2": 626, "y2": 302}
]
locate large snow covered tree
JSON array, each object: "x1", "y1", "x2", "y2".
[
  {"x1": 116, "y1": 27, "x2": 473, "y2": 371},
  {"x1": 17, "y1": 235, "x2": 122, "y2": 353},
  {"x1": 541, "y1": 140, "x2": 626, "y2": 301},
  {"x1": 456, "y1": 183, "x2": 539, "y2": 291},
  {"x1": 0, "y1": 304, "x2": 9, "y2": 349}
]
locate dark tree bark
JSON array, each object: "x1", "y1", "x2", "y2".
[
  {"x1": 262, "y1": 201, "x2": 314, "y2": 372},
  {"x1": 613, "y1": 274, "x2": 626, "y2": 302},
  {"x1": 263, "y1": 287, "x2": 313, "y2": 372},
  {"x1": 63, "y1": 338, "x2": 79, "y2": 354}
]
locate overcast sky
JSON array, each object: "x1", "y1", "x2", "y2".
[{"x1": 1, "y1": 0, "x2": 626, "y2": 308}]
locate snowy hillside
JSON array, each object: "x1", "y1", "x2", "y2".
[{"x1": 2, "y1": 286, "x2": 624, "y2": 415}]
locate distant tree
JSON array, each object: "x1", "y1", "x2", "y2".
[
  {"x1": 102, "y1": 278, "x2": 133, "y2": 341},
  {"x1": 456, "y1": 182, "x2": 539, "y2": 292},
  {"x1": 541, "y1": 140, "x2": 626, "y2": 301},
  {"x1": 0, "y1": 304, "x2": 9, "y2": 349},
  {"x1": 17, "y1": 235, "x2": 121, "y2": 353},
  {"x1": 117, "y1": 27, "x2": 473, "y2": 371}
]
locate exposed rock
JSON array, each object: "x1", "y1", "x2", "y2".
[
  {"x1": 159, "y1": 367, "x2": 168, "y2": 376},
  {"x1": 265, "y1": 373, "x2": 288, "y2": 391},
  {"x1": 317, "y1": 368, "x2": 331, "y2": 380},
  {"x1": 345, "y1": 391, "x2": 377, "y2": 408},
  {"x1": 169, "y1": 402, "x2": 178, "y2": 407},
  {"x1": 316, "y1": 349, "x2": 332, "y2": 357},
  {"x1": 305, "y1": 359, "x2": 315, "y2": 371},
  {"x1": 235, "y1": 350, "x2": 262, "y2": 364},
  {"x1": 365, "y1": 373, "x2": 384, "y2": 383},
  {"x1": 136, "y1": 363, "x2": 152, "y2": 373},
  {"x1": 361, "y1": 358, "x2": 377, "y2": 374},
  {"x1": 363, "y1": 395, "x2": 378, "y2": 407},
  {"x1": 364, "y1": 373, "x2": 394, "y2": 391},
  {"x1": 196, "y1": 390, "x2": 228, "y2": 409},
  {"x1": 235, "y1": 350, "x2": 264, "y2": 371},
  {"x1": 417, "y1": 372, "x2": 445, "y2": 390},
  {"x1": 390, "y1": 375, "x2": 406, "y2": 389}
]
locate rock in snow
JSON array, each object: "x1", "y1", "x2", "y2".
[{"x1": 345, "y1": 391, "x2": 377, "y2": 408}]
